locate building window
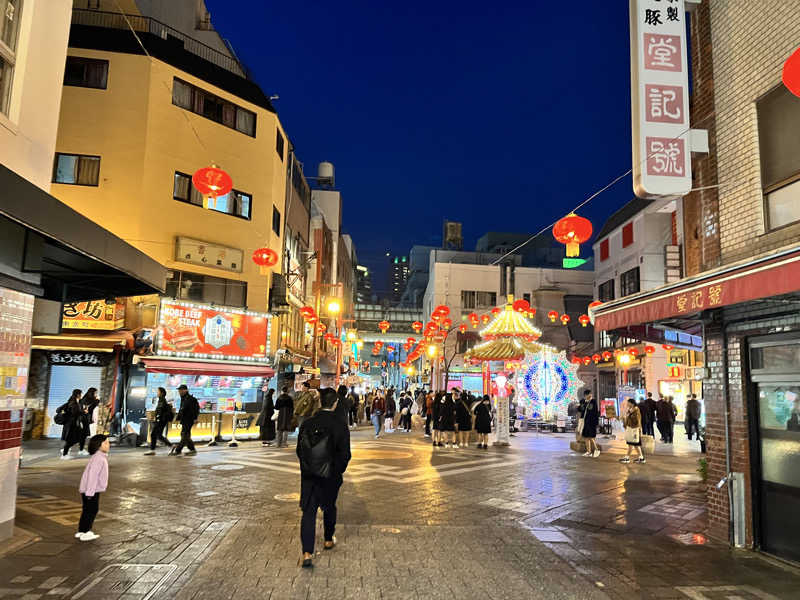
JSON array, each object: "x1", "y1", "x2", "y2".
[
  {"x1": 523, "y1": 293, "x2": 531, "y2": 304},
  {"x1": 64, "y1": 56, "x2": 108, "y2": 89},
  {"x1": 52, "y1": 153, "x2": 101, "y2": 186},
  {"x1": 272, "y1": 205, "x2": 281, "y2": 235},
  {"x1": 173, "y1": 171, "x2": 251, "y2": 220},
  {"x1": 171, "y1": 77, "x2": 256, "y2": 137},
  {"x1": 620, "y1": 267, "x2": 640, "y2": 297},
  {"x1": 758, "y1": 85, "x2": 800, "y2": 230},
  {"x1": 165, "y1": 269, "x2": 247, "y2": 307},
  {"x1": 599, "y1": 330, "x2": 614, "y2": 350},
  {"x1": 622, "y1": 222, "x2": 634, "y2": 248},
  {"x1": 598, "y1": 279, "x2": 614, "y2": 302},
  {"x1": 0, "y1": 0, "x2": 23, "y2": 116},
  {"x1": 476, "y1": 291, "x2": 497, "y2": 307},
  {"x1": 276, "y1": 129, "x2": 284, "y2": 161},
  {"x1": 461, "y1": 290, "x2": 476, "y2": 309},
  {"x1": 600, "y1": 238, "x2": 609, "y2": 261}
]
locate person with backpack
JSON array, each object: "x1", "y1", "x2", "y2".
[
  {"x1": 144, "y1": 387, "x2": 174, "y2": 455},
  {"x1": 293, "y1": 381, "x2": 318, "y2": 428},
  {"x1": 57, "y1": 389, "x2": 85, "y2": 459},
  {"x1": 171, "y1": 385, "x2": 199, "y2": 456},
  {"x1": 296, "y1": 387, "x2": 351, "y2": 568}
]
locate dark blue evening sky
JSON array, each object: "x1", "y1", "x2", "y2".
[{"x1": 206, "y1": 1, "x2": 633, "y2": 295}]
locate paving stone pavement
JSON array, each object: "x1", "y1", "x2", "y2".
[{"x1": 2, "y1": 428, "x2": 799, "y2": 599}]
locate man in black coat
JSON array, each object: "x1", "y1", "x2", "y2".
[
  {"x1": 334, "y1": 384, "x2": 351, "y2": 425},
  {"x1": 172, "y1": 384, "x2": 199, "y2": 456},
  {"x1": 297, "y1": 388, "x2": 351, "y2": 568},
  {"x1": 641, "y1": 392, "x2": 657, "y2": 437}
]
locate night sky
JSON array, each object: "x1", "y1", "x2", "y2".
[{"x1": 206, "y1": 1, "x2": 633, "y2": 295}]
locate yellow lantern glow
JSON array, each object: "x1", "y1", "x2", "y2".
[{"x1": 326, "y1": 299, "x2": 341, "y2": 314}]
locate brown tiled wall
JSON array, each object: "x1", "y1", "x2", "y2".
[{"x1": 0, "y1": 410, "x2": 23, "y2": 450}]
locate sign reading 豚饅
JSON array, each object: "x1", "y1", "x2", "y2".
[
  {"x1": 630, "y1": 0, "x2": 692, "y2": 198},
  {"x1": 157, "y1": 300, "x2": 271, "y2": 362}
]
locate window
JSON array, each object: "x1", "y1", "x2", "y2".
[
  {"x1": 600, "y1": 238, "x2": 609, "y2": 261},
  {"x1": 276, "y1": 129, "x2": 284, "y2": 161},
  {"x1": 171, "y1": 78, "x2": 256, "y2": 137},
  {"x1": 758, "y1": 85, "x2": 800, "y2": 230},
  {"x1": 165, "y1": 269, "x2": 247, "y2": 307},
  {"x1": 272, "y1": 205, "x2": 281, "y2": 235},
  {"x1": 64, "y1": 56, "x2": 108, "y2": 89},
  {"x1": 461, "y1": 290, "x2": 476, "y2": 309},
  {"x1": 622, "y1": 222, "x2": 634, "y2": 248},
  {"x1": 0, "y1": 0, "x2": 22, "y2": 116},
  {"x1": 523, "y1": 293, "x2": 531, "y2": 304},
  {"x1": 173, "y1": 171, "x2": 251, "y2": 220},
  {"x1": 599, "y1": 330, "x2": 614, "y2": 350},
  {"x1": 598, "y1": 279, "x2": 614, "y2": 302},
  {"x1": 52, "y1": 153, "x2": 101, "y2": 186},
  {"x1": 620, "y1": 267, "x2": 640, "y2": 297},
  {"x1": 476, "y1": 291, "x2": 497, "y2": 307}
]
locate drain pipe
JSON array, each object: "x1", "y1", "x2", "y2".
[{"x1": 721, "y1": 326, "x2": 734, "y2": 547}]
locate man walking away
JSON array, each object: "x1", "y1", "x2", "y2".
[
  {"x1": 297, "y1": 388, "x2": 351, "y2": 568},
  {"x1": 172, "y1": 385, "x2": 199, "y2": 456},
  {"x1": 334, "y1": 385, "x2": 351, "y2": 425},
  {"x1": 642, "y1": 392, "x2": 657, "y2": 437},
  {"x1": 275, "y1": 387, "x2": 295, "y2": 448},
  {"x1": 685, "y1": 393, "x2": 702, "y2": 440},
  {"x1": 144, "y1": 387, "x2": 173, "y2": 455},
  {"x1": 294, "y1": 381, "x2": 318, "y2": 429}
]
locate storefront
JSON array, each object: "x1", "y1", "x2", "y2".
[{"x1": 128, "y1": 299, "x2": 274, "y2": 442}]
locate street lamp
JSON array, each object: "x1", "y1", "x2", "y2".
[
  {"x1": 427, "y1": 345, "x2": 438, "y2": 357},
  {"x1": 347, "y1": 330, "x2": 357, "y2": 341},
  {"x1": 327, "y1": 299, "x2": 341, "y2": 314}
]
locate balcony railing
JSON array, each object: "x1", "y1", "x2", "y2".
[{"x1": 71, "y1": 9, "x2": 248, "y2": 79}]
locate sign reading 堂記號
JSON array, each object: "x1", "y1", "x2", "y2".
[{"x1": 630, "y1": 0, "x2": 692, "y2": 198}]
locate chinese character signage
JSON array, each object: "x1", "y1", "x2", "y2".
[
  {"x1": 62, "y1": 299, "x2": 125, "y2": 330},
  {"x1": 157, "y1": 300, "x2": 271, "y2": 362},
  {"x1": 175, "y1": 237, "x2": 243, "y2": 274},
  {"x1": 630, "y1": 0, "x2": 692, "y2": 198}
]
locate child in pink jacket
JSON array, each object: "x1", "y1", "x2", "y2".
[{"x1": 76, "y1": 434, "x2": 109, "y2": 541}]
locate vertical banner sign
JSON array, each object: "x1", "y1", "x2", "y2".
[{"x1": 630, "y1": 0, "x2": 692, "y2": 198}]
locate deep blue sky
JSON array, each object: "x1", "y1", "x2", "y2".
[{"x1": 207, "y1": 1, "x2": 634, "y2": 295}]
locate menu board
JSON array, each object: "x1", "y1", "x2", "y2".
[
  {"x1": 157, "y1": 300, "x2": 270, "y2": 362},
  {"x1": 0, "y1": 288, "x2": 33, "y2": 409},
  {"x1": 144, "y1": 372, "x2": 263, "y2": 413}
]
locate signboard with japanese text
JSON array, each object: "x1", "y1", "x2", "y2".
[
  {"x1": 47, "y1": 351, "x2": 112, "y2": 367},
  {"x1": 175, "y1": 237, "x2": 243, "y2": 273},
  {"x1": 0, "y1": 289, "x2": 33, "y2": 409},
  {"x1": 156, "y1": 300, "x2": 271, "y2": 363},
  {"x1": 630, "y1": 0, "x2": 692, "y2": 198},
  {"x1": 62, "y1": 299, "x2": 125, "y2": 330}
]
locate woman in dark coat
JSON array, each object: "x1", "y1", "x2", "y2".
[
  {"x1": 455, "y1": 393, "x2": 473, "y2": 448},
  {"x1": 580, "y1": 392, "x2": 600, "y2": 458},
  {"x1": 256, "y1": 388, "x2": 276, "y2": 447},
  {"x1": 274, "y1": 387, "x2": 294, "y2": 448},
  {"x1": 431, "y1": 392, "x2": 443, "y2": 446},
  {"x1": 81, "y1": 388, "x2": 100, "y2": 436},
  {"x1": 437, "y1": 393, "x2": 456, "y2": 447},
  {"x1": 474, "y1": 394, "x2": 492, "y2": 449},
  {"x1": 58, "y1": 389, "x2": 84, "y2": 459}
]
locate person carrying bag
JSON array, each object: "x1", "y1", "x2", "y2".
[{"x1": 620, "y1": 399, "x2": 646, "y2": 464}]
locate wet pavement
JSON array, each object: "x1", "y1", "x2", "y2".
[{"x1": 2, "y1": 427, "x2": 799, "y2": 599}]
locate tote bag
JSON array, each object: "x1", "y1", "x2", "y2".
[{"x1": 624, "y1": 427, "x2": 640, "y2": 444}]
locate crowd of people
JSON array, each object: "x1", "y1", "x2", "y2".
[{"x1": 55, "y1": 388, "x2": 112, "y2": 459}]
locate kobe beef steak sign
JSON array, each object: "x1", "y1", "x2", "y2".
[{"x1": 157, "y1": 300, "x2": 270, "y2": 362}]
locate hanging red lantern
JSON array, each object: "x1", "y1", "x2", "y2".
[
  {"x1": 553, "y1": 212, "x2": 593, "y2": 257},
  {"x1": 571, "y1": 356, "x2": 582, "y2": 365},
  {"x1": 560, "y1": 314, "x2": 571, "y2": 325},
  {"x1": 613, "y1": 349, "x2": 622, "y2": 356},
  {"x1": 547, "y1": 310, "x2": 559, "y2": 323},
  {"x1": 578, "y1": 314, "x2": 590, "y2": 327},
  {"x1": 588, "y1": 300, "x2": 603, "y2": 310},
  {"x1": 490, "y1": 307, "x2": 501, "y2": 316},
  {"x1": 783, "y1": 47, "x2": 800, "y2": 98},
  {"x1": 317, "y1": 323, "x2": 327, "y2": 332},
  {"x1": 441, "y1": 318, "x2": 453, "y2": 329},
  {"x1": 433, "y1": 305, "x2": 450, "y2": 317},
  {"x1": 252, "y1": 247, "x2": 279, "y2": 275},
  {"x1": 407, "y1": 337, "x2": 416, "y2": 344},
  {"x1": 468, "y1": 312, "x2": 478, "y2": 322},
  {"x1": 662, "y1": 344, "x2": 673, "y2": 351},
  {"x1": 602, "y1": 351, "x2": 612, "y2": 361},
  {"x1": 629, "y1": 348, "x2": 638, "y2": 357},
  {"x1": 458, "y1": 324, "x2": 467, "y2": 333},
  {"x1": 645, "y1": 345, "x2": 655, "y2": 355},
  {"x1": 378, "y1": 320, "x2": 390, "y2": 333},
  {"x1": 582, "y1": 356, "x2": 592, "y2": 366},
  {"x1": 390, "y1": 361, "x2": 395, "y2": 367},
  {"x1": 192, "y1": 165, "x2": 233, "y2": 209},
  {"x1": 300, "y1": 306, "x2": 314, "y2": 317},
  {"x1": 512, "y1": 299, "x2": 530, "y2": 313},
  {"x1": 481, "y1": 314, "x2": 491, "y2": 324},
  {"x1": 381, "y1": 361, "x2": 386, "y2": 367},
  {"x1": 412, "y1": 321, "x2": 423, "y2": 333},
  {"x1": 592, "y1": 353, "x2": 601, "y2": 364}
]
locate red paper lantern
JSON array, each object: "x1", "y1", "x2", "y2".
[
  {"x1": 434, "y1": 305, "x2": 450, "y2": 317},
  {"x1": 468, "y1": 312, "x2": 478, "y2": 322},
  {"x1": 592, "y1": 353, "x2": 601, "y2": 364},
  {"x1": 481, "y1": 314, "x2": 491, "y2": 324},
  {"x1": 571, "y1": 357, "x2": 582, "y2": 365},
  {"x1": 192, "y1": 165, "x2": 233, "y2": 209},
  {"x1": 553, "y1": 213, "x2": 593, "y2": 257},
  {"x1": 629, "y1": 348, "x2": 638, "y2": 356},
  {"x1": 442, "y1": 318, "x2": 453, "y2": 329},
  {"x1": 582, "y1": 356, "x2": 592, "y2": 366},
  {"x1": 783, "y1": 47, "x2": 800, "y2": 98},
  {"x1": 490, "y1": 307, "x2": 501, "y2": 316},
  {"x1": 602, "y1": 351, "x2": 612, "y2": 361},
  {"x1": 317, "y1": 323, "x2": 326, "y2": 332},
  {"x1": 458, "y1": 324, "x2": 467, "y2": 333},
  {"x1": 588, "y1": 300, "x2": 603, "y2": 310},
  {"x1": 578, "y1": 314, "x2": 590, "y2": 327},
  {"x1": 663, "y1": 344, "x2": 674, "y2": 351},
  {"x1": 407, "y1": 337, "x2": 416, "y2": 344},
  {"x1": 381, "y1": 361, "x2": 387, "y2": 367},
  {"x1": 390, "y1": 361, "x2": 395, "y2": 367},
  {"x1": 252, "y1": 247, "x2": 279, "y2": 275},
  {"x1": 378, "y1": 320, "x2": 390, "y2": 333},
  {"x1": 512, "y1": 299, "x2": 530, "y2": 313},
  {"x1": 412, "y1": 321, "x2": 423, "y2": 333},
  {"x1": 560, "y1": 314, "x2": 570, "y2": 325},
  {"x1": 645, "y1": 345, "x2": 655, "y2": 355},
  {"x1": 547, "y1": 310, "x2": 559, "y2": 323}
]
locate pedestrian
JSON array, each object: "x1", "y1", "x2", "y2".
[
  {"x1": 171, "y1": 384, "x2": 199, "y2": 456},
  {"x1": 371, "y1": 391, "x2": 386, "y2": 438},
  {"x1": 641, "y1": 392, "x2": 657, "y2": 437},
  {"x1": 294, "y1": 381, "x2": 318, "y2": 429},
  {"x1": 455, "y1": 391, "x2": 473, "y2": 448},
  {"x1": 144, "y1": 387, "x2": 174, "y2": 455},
  {"x1": 296, "y1": 388, "x2": 351, "y2": 568},
  {"x1": 655, "y1": 395, "x2": 676, "y2": 443},
  {"x1": 57, "y1": 389, "x2": 85, "y2": 459},
  {"x1": 474, "y1": 394, "x2": 492, "y2": 449},
  {"x1": 76, "y1": 434, "x2": 109, "y2": 541},
  {"x1": 256, "y1": 388, "x2": 276, "y2": 447},
  {"x1": 431, "y1": 391, "x2": 443, "y2": 446},
  {"x1": 365, "y1": 389, "x2": 373, "y2": 422},
  {"x1": 685, "y1": 393, "x2": 702, "y2": 441},
  {"x1": 348, "y1": 387, "x2": 360, "y2": 428},
  {"x1": 399, "y1": 392, "x2": 413, "y2": 432},
  {"x1": 620, "y1": 399, "x2": 646, "y2": 464},
  {"x1": 580, "y1": 390, "x2": 600, "y2": 458},
  {"x1": 385, "y1": 389, "x2": 396, "y2": 433},
  {"x1": 81, "y1": 388, "x2": 100, "y2": 437},
  {"x1": 437, "y1": 393, "x2": 456, "y2": 448},
  {"x1": 275, "y1": 386, "x2": 295, "y2": 448}
]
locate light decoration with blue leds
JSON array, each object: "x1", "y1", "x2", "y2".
[{"x1": 518, "y1": 350, "x2": 582, "y2": 420}]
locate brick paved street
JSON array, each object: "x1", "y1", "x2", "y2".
[{"x1": 2, "y1": 428, "x2": 799, "y2": 600}]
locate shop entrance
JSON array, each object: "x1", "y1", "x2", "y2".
[
  {"x1": 750, "y1": 335, "x2": 800, "y2": 563},
  {"x1": 46, "y1": 365, "x2": 103, "y2": 438}
]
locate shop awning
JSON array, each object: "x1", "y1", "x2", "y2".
[
  {"x1": 592, "y1": 245, "x2": 800, "y2": 331},
  {"x1": 32, "y1": 331, "x2": 133, "y2": 352},
  {"x1": 140, "y1": 358, "x2": 274, "y2": 378}
]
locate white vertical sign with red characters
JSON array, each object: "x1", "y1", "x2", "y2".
[{"x1": 630, "y1": 0, "x2": 692, "y2": 198}]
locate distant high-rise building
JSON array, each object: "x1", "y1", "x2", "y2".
[
  {"x1": 356, "y1": 264, "x2": 373, "y2": 303},
  {"x1": 390, "y1": 255, "x2": 409, "y2": 301}
]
